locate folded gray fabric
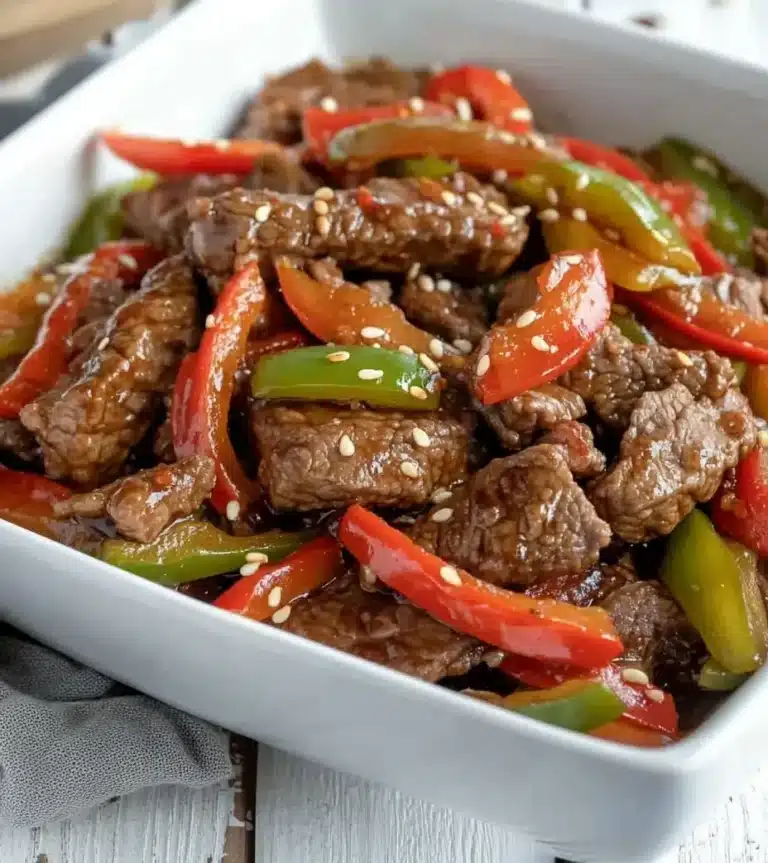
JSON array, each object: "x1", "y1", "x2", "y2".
[{"x1": 0, "y1": 629, "x2": 233, "y2": 827}]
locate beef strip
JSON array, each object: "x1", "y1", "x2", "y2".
[
  {"x1": 589, "y1": 383, "x2": 755, "y2": 543},
  {"x1": 705, "y1": 271, "x2": 766, "y2": 321},
  {"x1": 276, "y1": 576, "x2": 497, "y2": 682},
  {"x1": 753, "y1": 228, "x2": 768, "y2": 277},
  {"x1": 246, "y1": 150, "x2": 320, "y2": 195},
  {"x1": 54, "y1": 455, "x2": 214, "y2": 543},
  {"x1": 526, "y1": 557, "x2": 637, "y2": 607},
  {"x1": 477, "y1": 383, "x2": 586, "y2": 451},
  {"x1": 410, "y1": 444, "x2": 610, "y2": 587},
  {"x1": 20, "y1": 255, "x2": 199, "y2": 488},
  {"x1": 252, "y1": 402, "x2": 469, "y2": 511},
  {"x1": 153, "y1": 414, "x2": 175, "y2": 463},
  {"x1": 0, "y1": 418, "x2": 38, "y2": 463},
  {"x1": 399, "y1": 278, "x2": 488, "y2": 348},
  {"x1": 538, "y1": 420, "x2": 606, "y2": 478},
  {"x1": 185, "y1": 174, "x2": 529, "y2": 285},
  {"x1": 234, "y1": 58, "x2": 428, "y2": 143},
  {"x1": 496, "y1": 268, "x2": 540, "y2": 323},
  {"x1": 560, "y1": 323, "x2": 736, "y2": 429}
]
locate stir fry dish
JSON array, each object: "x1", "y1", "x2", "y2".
[{"x1": 5, "y1": 58, "x2": 768, "y2": 747}]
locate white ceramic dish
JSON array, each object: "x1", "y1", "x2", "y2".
[{"x1": 1, "y1": 1, "x2": 768, "y2": 859}]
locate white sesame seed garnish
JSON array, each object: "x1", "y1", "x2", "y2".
[
  {"x1": 511, "y1": 107, "x2": 533, "y2": 123},
  {"x1": 492, "y1": 169, "x2": 508, "y2": 185},
  {"x1": 431, "y1": 507, "x2": 454, "y2": 523},
  {"x1": 419, "y1": 353, "x2": 439, "y2": 373},
  {"x1": 398, "y1": 344, "x2": 416, "y2": 355},
  {"x1": 572, "y1": 207, "x2": 588, "y2": 222},
  {"x1": 476, "y1": 354, "x2": 490, "y2": 377},
  {"x1": 455, "y1": 97, "x2": 473, "y2": 121},
  {"x1": 407, "y1": 262, "x2": 421, "y2": 281},
  {"x1": 453, "y1": 338, "x2": 473, "y2": 354},
  {"x1": 575, "y1": 173, "x2": 590, "y2": 191},
  {"x1": 417, "y1": 274, "x2": 435, "y2": 293},
  {"x1": 360, "y1": 565, "x2": 377, "y2": 587},
  {"x1": 361, "y1": 326, "x2": 385, "y2": 339},
  {"x1": 677, "y1": 350, "x2": 694, "y2": 367},
  {"x1": 205, "y1": 314, "x2": 216, "y2": 329},
  {"x1": 246, "y1": 552, "x2": 269, "y2": 564},
  {"x1": 316, "y1": 215, "x2": 331, "y2": 236},
  {"x1": 604, "y1": 228, "x2": 621, "y2": 242},
  {"x1": 545, "y1": 187, "x2": 559, "y2": 206},
  {"x1": 34, "y1": 292, "x2": 51, "y2": 306},
  {"x1": 226, "y1": 500, "x2": 240, "y2": 521},
  {"x1": 516, "y1": 309, "x2": 538, "y2": 329},
  {"x1": 692, "y1": 155, "x2": 718, "y2": 177},
  {"x1": 181, "y1": 139, "x2": 199, "y2": 148},
  {"x1": 213, "y1": 139, "x2": 231, "y2": 151},
  {"x1": 441, "y1": 190, "x2": 457, "y2": 207},
  {"x1": 42, "y1": 272, "x2": 56, "y2": 283},
  {"x1": 560, "y1": 254, "x2": 584, "y2": 265},
  {"x1": 267, "y1": 586, "x2": 283, "y2": 608},
  {"x1": 400, "y1": 460, "x2": 420, "y2": 478},
  {"x1": 646, "y1": 688, "x2": 665, "y2": 703},
  {"x1": 466, "y1": 191, "x2": 484, "y2": 208},
  {"x1": 410, "y1": 385, "x2": 428, "y2": 400},
  {"x1": 512, "y1": 205, "x2": 531, "y2": 218},
  {"x1": 327, "y1": 350, "x2": 350, "y2": 363},
  {"x1": 313, "y1": 199, "x2": 329, "y2": 215},
  {"x1": 271, "y1": 606, "x2": 292, "y2": 624},
  {"x1": 436, "y1": 278, "x2": 452, "y2": 294},
  {"x1": 117, "y1": 253, "x2": 137, "y2": 271},
  {"x1": 409, "y1": 96, "x2": 425, "y2": 112},
  {"x1": 439, "y1": 565, "x2": 462, "y2": 586},
  {"x1": 320, "y1": 96, "x2": 338, "y2": 112},
  {"x1": 412, "y1": 428, "x2": 431, "y2": 448},
  {"x1": 429, "y1": 338, "x2": 444, "y2": 359},
  {"x1": 488, "y1": 201, "x2": 508, "y2": 217},
  {"x1": 621, "y1": 668, "x2": 650, "y2": 686},
  {"x1": 97, "y1": 337, "x2": 109, "y2": 351},
  {"x1": 527, "y1": 174, "x2": 545, "y2": 186},
  {"x1": 528, "y1": 132, "x2": 547, "y2": 150},
  {"x1": 498, "y1": 131, "x2": 518, "y2": 145},
  {"x1": 495, "y1": 69, "x2": 512, "y2": 84},
  {"x1": 531, "y1": 335, "x2": 550, "y2": 352},
  {"x1": 431, "y1": 488, "x2": 453, "y2": 504},
  {"x1": 358, "y1": 368, "x2": 384, "y2": 381},
  {"x1": 338, "y1": 434, "x2": 356, "y2": 457},
  {"x1": 254, "y1": 203, "x2": 272, "y2": 222},
  {"x1": 315, "y1": 186, "x2": 335, "y2": 201},
  {"x1": 240, "y1": 562, "x2": 262, "y2": 577},
  {"x1": 372, "y1": 343, "x2": 381, "y2": 349},
  {"x1": 537, "y1": 208, "x2": 560, "y2": 223}
]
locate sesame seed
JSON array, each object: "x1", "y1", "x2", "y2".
[
  {"x1": 417, "y1": 274, "x2": 435, "y2": 293},
  {"x1": 398, "y1": 345, "x2": 415, "y2": 355},
  {"x1": 313, "y1": 199, "x2": 329, "y2": 215},
  {"x1": 516, "y1": 309, "x2": 538, "y2": 329},
  {"x1": 498, "y1": 131, "x2": 518, "y2": 145},
  {"x1": 692, "y1": 155, "x2": 718, "y2": 177},
  {"x1": 271, "y1": 606, "x2": 292, "y2": 624},
  {"x1": 528, "y1": 132, "x2": 547, "y2": 150},
  {"x1": 42, "y1": 272, "x2": 56, "y2": 283},
  {"x1": 360, "y1": 565, "x2": 377, "y2": 587},
  {"x1": 441, "y1": 190, "x2": 457, "y2": 207},
  {"x1": 315, "y1": 186, "x2": 335, "y2": 200},
  {"x1": 361, "y1": 326, "x2": 385, "y2": 339},
  {"x1": 97, "y1": 337, "x2": 109, "y2": 351},
  {"x1": 358, "y1": 368, "x2": 384, "y2": 381},
  {"x1": 419, "y1": 353, "x2": 439, "y2": 373},
  {"x1": 488, "y1": 201, "x2": 508, "y2": 217},
  {"x1": 181, "y1": 139, "x2": 199, "y2": 148},
  {"x1": 527, "y1": 174, "x2": 545, "y2": 186},
  {"x1": 759, "y1": 430, "x2": 768, "y2": 448},
  {"x1": 429, "y1": 338, "x2": 444, "y2": 359},
  {"x1": 254, "y1": 203, "x2": 271, "y2": 222},
  {"x1": 511, "y1": 107, "x2": 533, "y2": 123},
  {"x1": 35, "y1": 292, "x2": 51, "y2": 306},
  {"x1": 327, "y1": 350, "x2": 350, "y2": 363},
  {"x1": 226, "y1": 500, "x2": 240, "y2": 521},
  {"x1": 455, "y1": 97, "x2": 473, "y2": 121},
  {"x1": 410, "y1": 385, "x2": 428, "y2": 400},
  {"x1": 439, "y1": 565, "x2": 462, "y2": 586},
  {"x1": 213, "y1": 139, "x2": 231, "y2": 150},
  {"x1": 476, "y1": 354, "x2": 490, "y2": 377},
  {"x1": 431, "y1": 488, "x2": 453, "y2": 504},
  {"x1": 431, "y1": 507, "x2": 454, "y2": 523},
  {"x1": 495, "y1": 69, "x2": 512, "y2": 84},
  {"x1": 412, "y1": 428, "x2": 431, "y2": 448},
  {"x1": 409, "y1": 96, "x2": 425, "y2": 112},
  {"x1": 240, "y1": 562, "x2": 262, "y2": 577},
  {"x1": 407, "y1": 262, "x2": 421, "y2": 281},
  {"x1": 436, "y1": 278, "x2": 452, "y2": 294},
  {"x1": 512, "y1": 205, "x2": 531, "y2": 218},
  {"x1": 572, "y1": 207, "x2": 588, "y2": 222},
  {"x1": 466, "y1": 191, "x2": 484, "y2": 208},
  {"x1": 246, "y1": 552, "x2": 269, "y2": 563},
  {"x1": 575, "y1": 173, "x2": 589, "y2": 191},
  {"x1": 400, "y1": 460, "x2": 420, "y2": 478},
  {"x1": 316, "y1": 215, "x2": 331, "y2": 236},
  {"x1": 646, "y1": 688, "x2": 665, "y2": 703},
  {"x1": 604, "y1": 228, "x2": 621, "y2": 242},
  {"x1": 372, "y1": 343, "x2": 381, "y2": 349},
  {"x1": 560, "y1": 254, "x2": 584, "y2": 265},
  {"x1": 621, "y1": 668, "x2": 650, "y2": 686},
  {"x1": 453, "y1": 338, "x2": 472, "y2": 354},
  {"x1": 267, "y1": 586, "x2": 283, "y2": 608},
  {"x1": 205, "y1": 314, "x2": 216, "y2": 329},
  {"x1": 531, "y1": 335, "x2": 550, "y2": 352},
  {"x1": 537, "y1": 208, "x2": 560, "y2": 223},
  {"x1": 492, "y1": 169, "x2": 508, "y2": 185},
  {"x1": 677, "y1": 350, "x2": 694, "y2": 367},
  {"x1": 320, "y1": 96, "x2": 338, "y2": 112},
  {"x1": 338, "y1": 434, "x2": 356, "y2": 457},
  {"x1": 545, "y1": 187, "x2": 559, "y2": 206}
]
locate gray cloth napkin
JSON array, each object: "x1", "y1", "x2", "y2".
[{"x1": 0, "y1": 629, "x2": 233, "y2": 827}]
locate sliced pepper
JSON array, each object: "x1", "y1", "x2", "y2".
[
  {"x1": 339, "y1": 504, "x2": 623, "y2": 669},
  {"x1": 251, "y1": 345, "x2": 441, "y2": 410},
  {"x1": 678, "y1": 222, "x2": 732, "y2": 276},
  {"x1": 712, "y1": 446, "x2": 768, "y2": 558},
  {"x1": 398, "y1": 156, "x2": 457, "y2": 180},
  {"x1": 610, "y1": 309, "x2": 655, "y2": 345},
  {"x1": 661, "y1": 509, "x2": 768, "y2": 675},
  {"x1": 0, "y1": 241, "x2": 162, "y2": 419},
  {"x1": 698, "y1": 657, "x2": 749, "y2": 692},
  {"x1": 559, "y1": 137, "x2": 650, "y2": 183},
  {"x1": 242, "y1": 330, "x2": 311, "y2": 371},
  {"x1": 327, "y1": 116, "x2": 549, "y2": 174},
  {"x1": 173, "y1": 261, "x2": 266, "y2": 514},
  {"x1": 214, "y1": 536, "x2": 342, "y2": 620},
  {"x1": 641, "y1": 180, "x2": 709, "y2": 232},
  {"x1": 514, "y1": 160, "x2": 699, "y2": 273},
  {"x1": 591, "y1": 720, "x2": 673, "y2": 747},
  {"x1": 100, "y1": 131, "x2": 282, "y2": 176},
  {"x1": 0, "y1": 465, "x2": 70, "y2": 539},
  {"x1": 424, "y1": 65, "x2": 533, "y2": 133},
  {"x1": 472, "y1": 249, "x2": 611, "y2": 406},
  {"x1": 742, "y1": 364, "x2": 768, "y2": 421},
  {"x1": 101, "y1": 518, "x2": 314, "y2": 585}
]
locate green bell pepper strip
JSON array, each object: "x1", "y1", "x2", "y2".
[
  {"x1": 398, "y1": 156, "x2": 457, "y2": 180},
  {"x1": 698, "y1": 657, "x2": 749, "y2": 692},
  {"x1": 661, "y1": 510, "x2": 768, "y2": 674},
  {"x1": 645, "y1": 138, "x2": 759, "y2": 267},
  {"x1": 610, "y1": 310, "x2": 655, "y2": 345},
  {"x1": 733, "y1": 360, "x2": 748, "y2": 386},
  {"x1": 101, "y1": 519, "x2": 315, "y2": 585},
  {"x1": 251, "y1": 345, "x2": 442, "y2": 410},
  {"x1": 63, "y1": 174, "x2": 156, "y2": 260},
  {"x1": 513, "y1": 160, "x2": 699, "y2": 274}
]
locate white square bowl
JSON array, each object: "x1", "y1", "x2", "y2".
[{"x1": 1, "y1": 1, "x2": 768, "y2": 859}]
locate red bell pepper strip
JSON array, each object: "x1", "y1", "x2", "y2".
[
  {"x1": 303, "y1": 101, "x2": 453, "y2": 161},
  {"x1": 100, "y1": 130, "x2": 283, "y2": 176},
  {"x1": 339, "y1": 504, "x2": 623, "y2": 669},
  {"x1": 621, "y1": 285, "x2": 768, "y2": 364},
  {"x1": 641, "y1": 180, "x2": 709, "y2": 231},
  {"x1": 0, "y1": 465, "x2": 70, "y2": 538},
  {"x1": 678, "y1": 222, "x2": 731, "y2": 275},
  {"x1": 242, "y1": 330, "x2": 311, "y2": 371},
  {"x1": 0, "y1": 241, "x2": 161, "y2": 419},
  {"x1": 712, "y1": 447, "x2": 768, "y2": 558},
  {"x1": 559, "y1": 137, "x2": 650, "y2": 183},
  {"x1": 499, "y1": 654, "x2": 678, "y2": 736},
  {"x1": 591, "y1": 720, "x2": 674, "y2": 747},
  {"x1": 472, "y1": 249, "x2": 611, "y2": 406},
  {"x1": 173, "y1": 261, "x2": 266, "y2": 514},
  {"x1": 425, "y1": 65, "x2": 533, "y2": 133},
  {"x1": 214, "y1": 536, "x2": 343, "y2": 620}
]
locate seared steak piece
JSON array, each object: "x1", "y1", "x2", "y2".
[
  {"x1": 252, "y1": 403, "x2": 469, "y2": 511},
  {"x1": 399, "y1": 278, "x2": 488, "y2": 348},
  {"x1": 561, "y1": 323, "x2": 736, "y2": 429},
  {"x1": 589, "y1": 383, "x2": 755, "y2": 543},
  {"x1": 496, "y1": 268, "x2": 540, "y2": 323},
  {"x1": 153, "y1": 414, "x2": 175, "y2": 463},
  {"x1": 0, "y1": 418, "x2": 38, "y2": 463},
  {"x1": 21, "y1": 256, "x2": 199, "y2": 488},
  {"x1": 704, "y1": 271, "x2": 766, "y2": 321},
  {"x1": 538, "y1": 421, "x2": 606, "y2": 479},
  {"x1": 478, "y1": 383, "x2": 586, "y2": 451},
  {"x1": 275, "y1": 576, "x2": 496, "y2": 682},
  {"x1": 526, "y1": 557, "x2": 637, "y2": 607},
  {"x1": 234, "y1": 57, "x2": 428, "y2": 144},
  {"x1": 410, "y1": 444, "x2": 610, "y2": 587},
  {"x1": 247, "y1": 150, "x2": 320, "y2": 195},
  {"x1": 185, "y1": 175, "x2": 529, "y2": 285},
  {"x1": 54, "y1": 455, "x2": 214, "y2": 543}
]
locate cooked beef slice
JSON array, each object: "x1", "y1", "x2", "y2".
[
  {"x1": 246, "y1": 150, "x2": 320, "y2": 195},
  {"x1": 252, "y1": 402, "x2": 469, "y2": 511},
  {"x1": 399, "y1": 278, "x2": 488, "y2": 347},
  {"x1": 526, "y1": 557, "x2": 637, "y2": 607},
  {"x1": 560, "y1": 323, "x2": 736, "y2": 429},
  {"x1": 21, "y1": 256, "x2": 199, "y2": 488},
  {"x1": 54, "y1": 455, "x2": 214, "y2": 543},
  {"x1": 275, "y1": 576, "x2": 494, "y2": 682},
  {"x1": 753, "y1": 228, "x2": 768, "y2": 277},
  {"x1": 185, "y1": 175, "x2": 528, "y2": 285},
  {"x1": 0, "y1": 419, "x2": 38, "y2": 463},
  {"x1": 537, "y1": 421, "x2": 606, "y2": 478},
  {"x1": 704, "y1": 271, "x2": 766, "y2": 321},
  {"x1": 409, "y1": 444, "x2": 610, "y2": 587},
  {"x1": 496, "y1": 268, "x2": 541, "y2": 323},
  {"x1": 153, "y1": 414, "x2": 175, "y2": 463},
  {"x1": 234, "y1": 58, "x2": 428, "y2": 143},
  {"x1": 589, "y1": 383, "x2": 755, "y2": 543}
]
